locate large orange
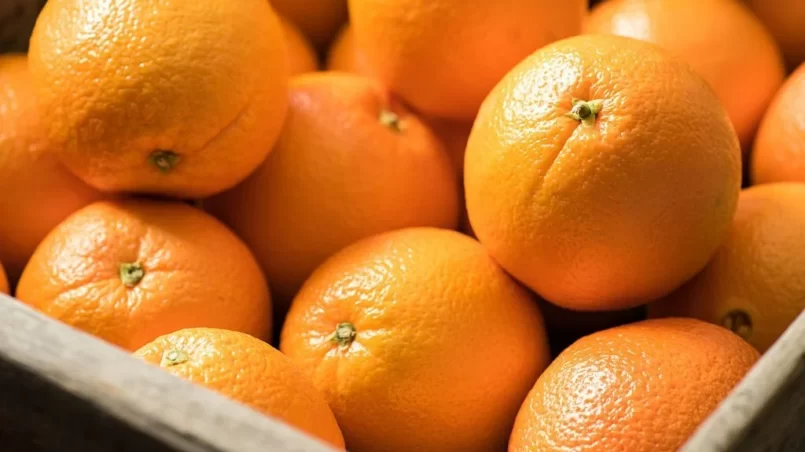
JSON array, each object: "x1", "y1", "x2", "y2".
[
  {"x1": 280, "y1": 16, "x2": 320, "y2": 76},
  {"x1": 280, "y1": 228, "x2": 549, "y2": 452},
  {"x1": 465, "y1": 35, "x2": 741, "y2": 311},
  {"x1": 325, "y1": 26, "x2": 369, "y2": 75},
  {"x1": 135, "y1": 328, "x2": 345, "y2": 449},
  {"x1": 15, "y1": 200, "x2": 272, "y2": 351},
  {"x1": 271, "y1": 0, "x2": 348, "y2": 49},
  {"x1": 584, "y1": 0, "x2": 785, "y2": 151},
  {"x1": 348, "y1": 0, "x2": 586, "y2": 120},
  {"x1": 510, "y1": 318, "x2": 759, "y2": 452},
  {"x1": 0, "y1": 54, "x2": 102, "y2": 284},
  {"x1": 205, "y1": 73, "x2": 459, "y2": 306},
  {"x1": 0, "y1": 261, "x2": 8, "y2": 294},
  {"x1": 751, "y1": 64, "x2": 805, "y2": 184},
  {"x1": 650, "y1": 184, "x2": 805, "y2": 352},
  {"x1": 28, "y1": 0, "x2": 289, "y2": 198},
  {"x1": 745, "y1": 0, "x2": 805, "y2": 71}
]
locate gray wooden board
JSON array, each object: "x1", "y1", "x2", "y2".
[
  {"x1": 0, "y1": 293, "x2": 337, "y2": 452},
  {"x1": 683, "y1": 310, "x2": 805, "y2": 452}
]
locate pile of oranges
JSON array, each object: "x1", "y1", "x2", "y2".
[{"x1": 1, "y1": 0, "x2": 804, "y2": 451}]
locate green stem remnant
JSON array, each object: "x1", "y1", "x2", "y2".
[
  {"x1": 379, "y1": 110, "x2": 403, "y2": 133},
  {"x1": 565, "y1": 98, "x2": 605, "y2": 127},
  {"x1": 721, "y1": 309, "x2": 753, "y2": 340},
  {"x1": 119, "y1": 262, "x2": 145, "y2": 287},
  {"x1": 160, "y1": 349, "x2": 190, "y2": 367},
  {"x1": 327, "y1": 322, "x2": 357, "y2": 351},
  {"x1": 149, "y1": 150, "x2": 180, "y2": 173}
]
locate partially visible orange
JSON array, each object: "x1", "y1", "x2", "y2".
[
  {"x1": 135, "y1": 328, "x2": 345, "y2": 449},
  {"x1": 585, "y1": 0, "x2": 785, "y2": 151},
  {"x1": 650, "y1": 183, "x2": 805, "y2": 352},
  {"x1": 0, "y1": 54, "x2": 103, "y2": 284},
  {"x1": 751, "y1": 63, "x2": 805, "y2": 184},
  {"x1": 427, "y1": 117, "x2": 474, "y2": 235},
  {"x1": 271, "y1": 0, "x2": 348, "y2": 49},
  {"x1": 206, "y1": 73, "x2": 459, "y2": 307},
  {"x1": 280, "y1": 16, "x2": 320, "y2": 76},
  {"x1": 326, "y1": 25, "x2": 369, "y2": 75},
  {"x1": 0, "y1": 261, "x2": 8, "y2": 294},
  {"x1": 745, "y1": 0, "x2": 805, "y2": 71}
]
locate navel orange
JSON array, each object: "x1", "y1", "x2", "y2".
[
  {"x1": 16, "y1": 200, "x2": 272, "y2": 351},
  {"x1": 206, "y1": 73, "x2": 459, "y2": 307},
  {"x1": 745, "y1": 0, "x2": 805, "y2": 71},
  {"x1": 280, "y1": 16, "x2": 319, "y2": 76},
  {"x1": 0, "y1": 54, "x2": 103, "y2": 284},
  {"x1": 465, "y1": 34, "x2": 741, "y2": 311},
  {"x1": 280, "y1": 228, "x2": 549, "y2": 452},
  {"x1": 510, "y1": 318, "x2": 759, "y2": 451},
  {"x1": 135, "y1": 328, "x2": 345, "y2": 449},
  {"x1": 348, "y1": 0, "x2": 586, "y2": 120},
  {"x1": 584, "y1": 0, "x2": 785, "y2": 151},
  {"x1": 650, "y1": 183, "x2": 805, "y2": 352},
  {"x1": 28, "y1": 0, "x2": 289, "y2": 198}
]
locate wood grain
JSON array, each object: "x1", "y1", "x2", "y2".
[{"x1": 0, "y1": 293, "x2": 337, "y2": 452}]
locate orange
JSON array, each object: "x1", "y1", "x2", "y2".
[
  {"x1": 650, "y1": 184, "x2": 805, "y2": 352},
  {"x1": 205, "y1": 73, "x2": 459, "y2": 307},
  {"x1": 28, "y1": 0, "x2": 289, "y2": 198},
  {"x1": 427, "y1": 116, "x2": 474, "y2": 236},
  {"x1": 325, "y1": 26, "x2": 370, "y2": 76},
  {"x1": 745, "y1": 0, "x2": 805, "y2": 71},
  {"x1": 465, "y1": 34, "x2": 741, "y2": 311},
  {"x1": 584, "y1": 0, "x2": 785, "y2": 151},
  {"x1": 510, "y1": 318, "x2": 759, "y2": 452},
  {"x1": 751, "y1": 64, "x2": 805, "y2": 184},
  {"x1": 0, "y1": 54, "x2": 103, "y2": 284},
  {"x1": 15, "y1": 200, "x2": 272, "y2": 351},
  {"x1": 0, "y1": 261, "x2": 8, "y2": 294},
  {"x1": 348, "y1": 0, "x2": 586, "y2": 120},
  {"x1": 271, "y1": 0, "x2": 348, "y2": 49},
  {"x1": 280, "y1": 16, "x2": 320, "y2": 76},
  {"x1": 280, "y1": 228, "x2": 550, "y2": 452},
  {"x1": 135, "y1": 328, "x2": 345, "y2": 449}
]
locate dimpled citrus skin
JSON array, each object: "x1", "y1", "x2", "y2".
[
  {"x1": 280, "y1": 16, "x2": 320, "y2": 76},
  {"x1": 206, "y1": 73, "x2": 459, "y2": 306},
  {"x1": 0, "y1": 262, "x2": 8, "y2": 294},
  {"x1": 465, "y1": 35, "x2": 742, "y2": 311},
  {"x1": 0, "y1": 55, "x2": 103, "y2": 284},
  {"x1": 751, "y1": 64, "x2": 805, "y2": 184},
  {"x1": 271, "y1": 0, "x2": 348, "y2": 49},
  {"x1": 15, "y1": 200, "x2": 272, "y2": 351},
  {"x1": 280, "y1": 228, "x2": 550, "y2": 452},
  {"x1": 510, "y1": 318, "x2": 759, "y2": 452},
  {"x1": 650, "y1": 184, "x2": 805, "y2": 352},
  {"x1": 348, "y1": 0, "x2": 586, "y2": 120},
  {"x1": 134, "y1": 328, "x2": 345, "y2": 449},
  {"x1": 746, "y1": 0, "x2": 805, "y2": 70},
  {"x1": 28, "y1": 0, "x2": 289, "y2": 198},
  {"x1": 585, "y1": 0, "x2": 785, "y2": 151}
]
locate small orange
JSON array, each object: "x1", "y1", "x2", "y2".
[
  {"x1": 135, "y1": 328, "x2": 345, "y2": 449},
  {"x1": 584, "y1": 0, "x2": 785, "y2": 151},
  {"x1": 348, "y1": 0, "x2": 587, "y2": 120},
  {"x1": 751, "y1": 64, "x2": 805, "y2": 184},
  {"x1": 271, "y1": 0, "x2": 348, "y2": 49},
  {"x1": 15, "y1": 200, "x2": 272, "y2": 351},
  {"x1": 28, "y1": 0, "x2": 289, "y2": 198},
  {"x1": 745, "y1": 0, "x2": 805, "y2": 71},
  {"x1": 325, "y1": 26, "x2": 370, "y2": 75},
  {"x1": 510, "y1": 318, "x2": 759, "y2": 452},
  {"x1": 0, "y1": 261, "x2": 8, "y2": 294},
  {"x1": 280, "y1": 228, "x2": 550, "y2": 452},
  {"x1": 205, "y1": 73, "x2": 459, "y2": 307},
  {"x1": 0, "y1": 54, "x2": 103, "y2": 284},
  {"x1": 650, "y1": 183, "x2": 805, "y2": 352},
  {"x1": 465, "y1": 34, "x2": 741, "y2": 311},
  {"x1": 280, "y1": 16, "x2": 320, "y2": 76}
]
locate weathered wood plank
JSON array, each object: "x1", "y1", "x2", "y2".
[
  {"x1": 682, "y1": 310, "x2": 805, "y2": 452},
  {"x1": 0, "y1": 293, "x2": 337, "y2": 452}
]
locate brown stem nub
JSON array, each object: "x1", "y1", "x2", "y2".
[
  {"x1": 160, "y1": 349, "x2": 189, "y2": 367},
  {"x1": 379, "y1": 110, "x2": 404, "y2": 133},
  {"x1": 327, "y1": 322, "x2": 357, "y2": 351},
  {"x1": 565, "y1": 98, "x2": 604, "y2": 127},
  {"x1": 721, "y1": 310, "x2": 753, "y2": 339},
  {"x1": 149, "y1": 150, "x2": 180, "y2": 173},
  {"x1": 119, "y1": 262, "x2": 145, "y2": 287}
]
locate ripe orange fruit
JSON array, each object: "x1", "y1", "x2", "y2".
[
  {"x1": 28, "y1": 0, "x2": 289, "y2": 198},
  {"x1": 348, "y1": 0, "x2": 586, "y2": 120},
  {"x1": 745, "y1": 0, "x2": 805, "y2": 71},
  {"x1": 465, "y1": 34, "x2": 742, "y2": 311},
  {"x1": 427, "y1": 117, "x2": 474, "y2": 235},
  {"x1": 0, "y1": 261, "x2": 8, "y2": 294},
  {"x1": 280, "y1": 16, "x2": 320, "y2": 76},
  {"x1": 280, "y1": 228, "x2": 550, "y2": 452},
  {"x1": 271, "y1": 0, "x2": 348, "y2": 49},
  {"x1": 135, "y1": 328, "x2": 345, "y2": 449},
  {"x1": 751, "y1": 63, "x2": 805, "y2": 184},
  {"x1": 205, "y1": 73, "x2": 459, "y2": 306},
  {"x1": 584, "y1": 0, "x2": 785, "y2": 151},
  {"x1": 15, "y1": 200, "x2": 272, "y2": 351},
  {"x1": 510, "y1": 318, "x2": 759, "y2": 452},
  {"x1": 326, "y1": 26, "x2": 369, "y2": 75},
  {"x1": 0, "y1": 54, "x2": 103, "y2": 284},
  {"x1": 650, "y1": 184, "x2": 805, "y2": 352}
]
